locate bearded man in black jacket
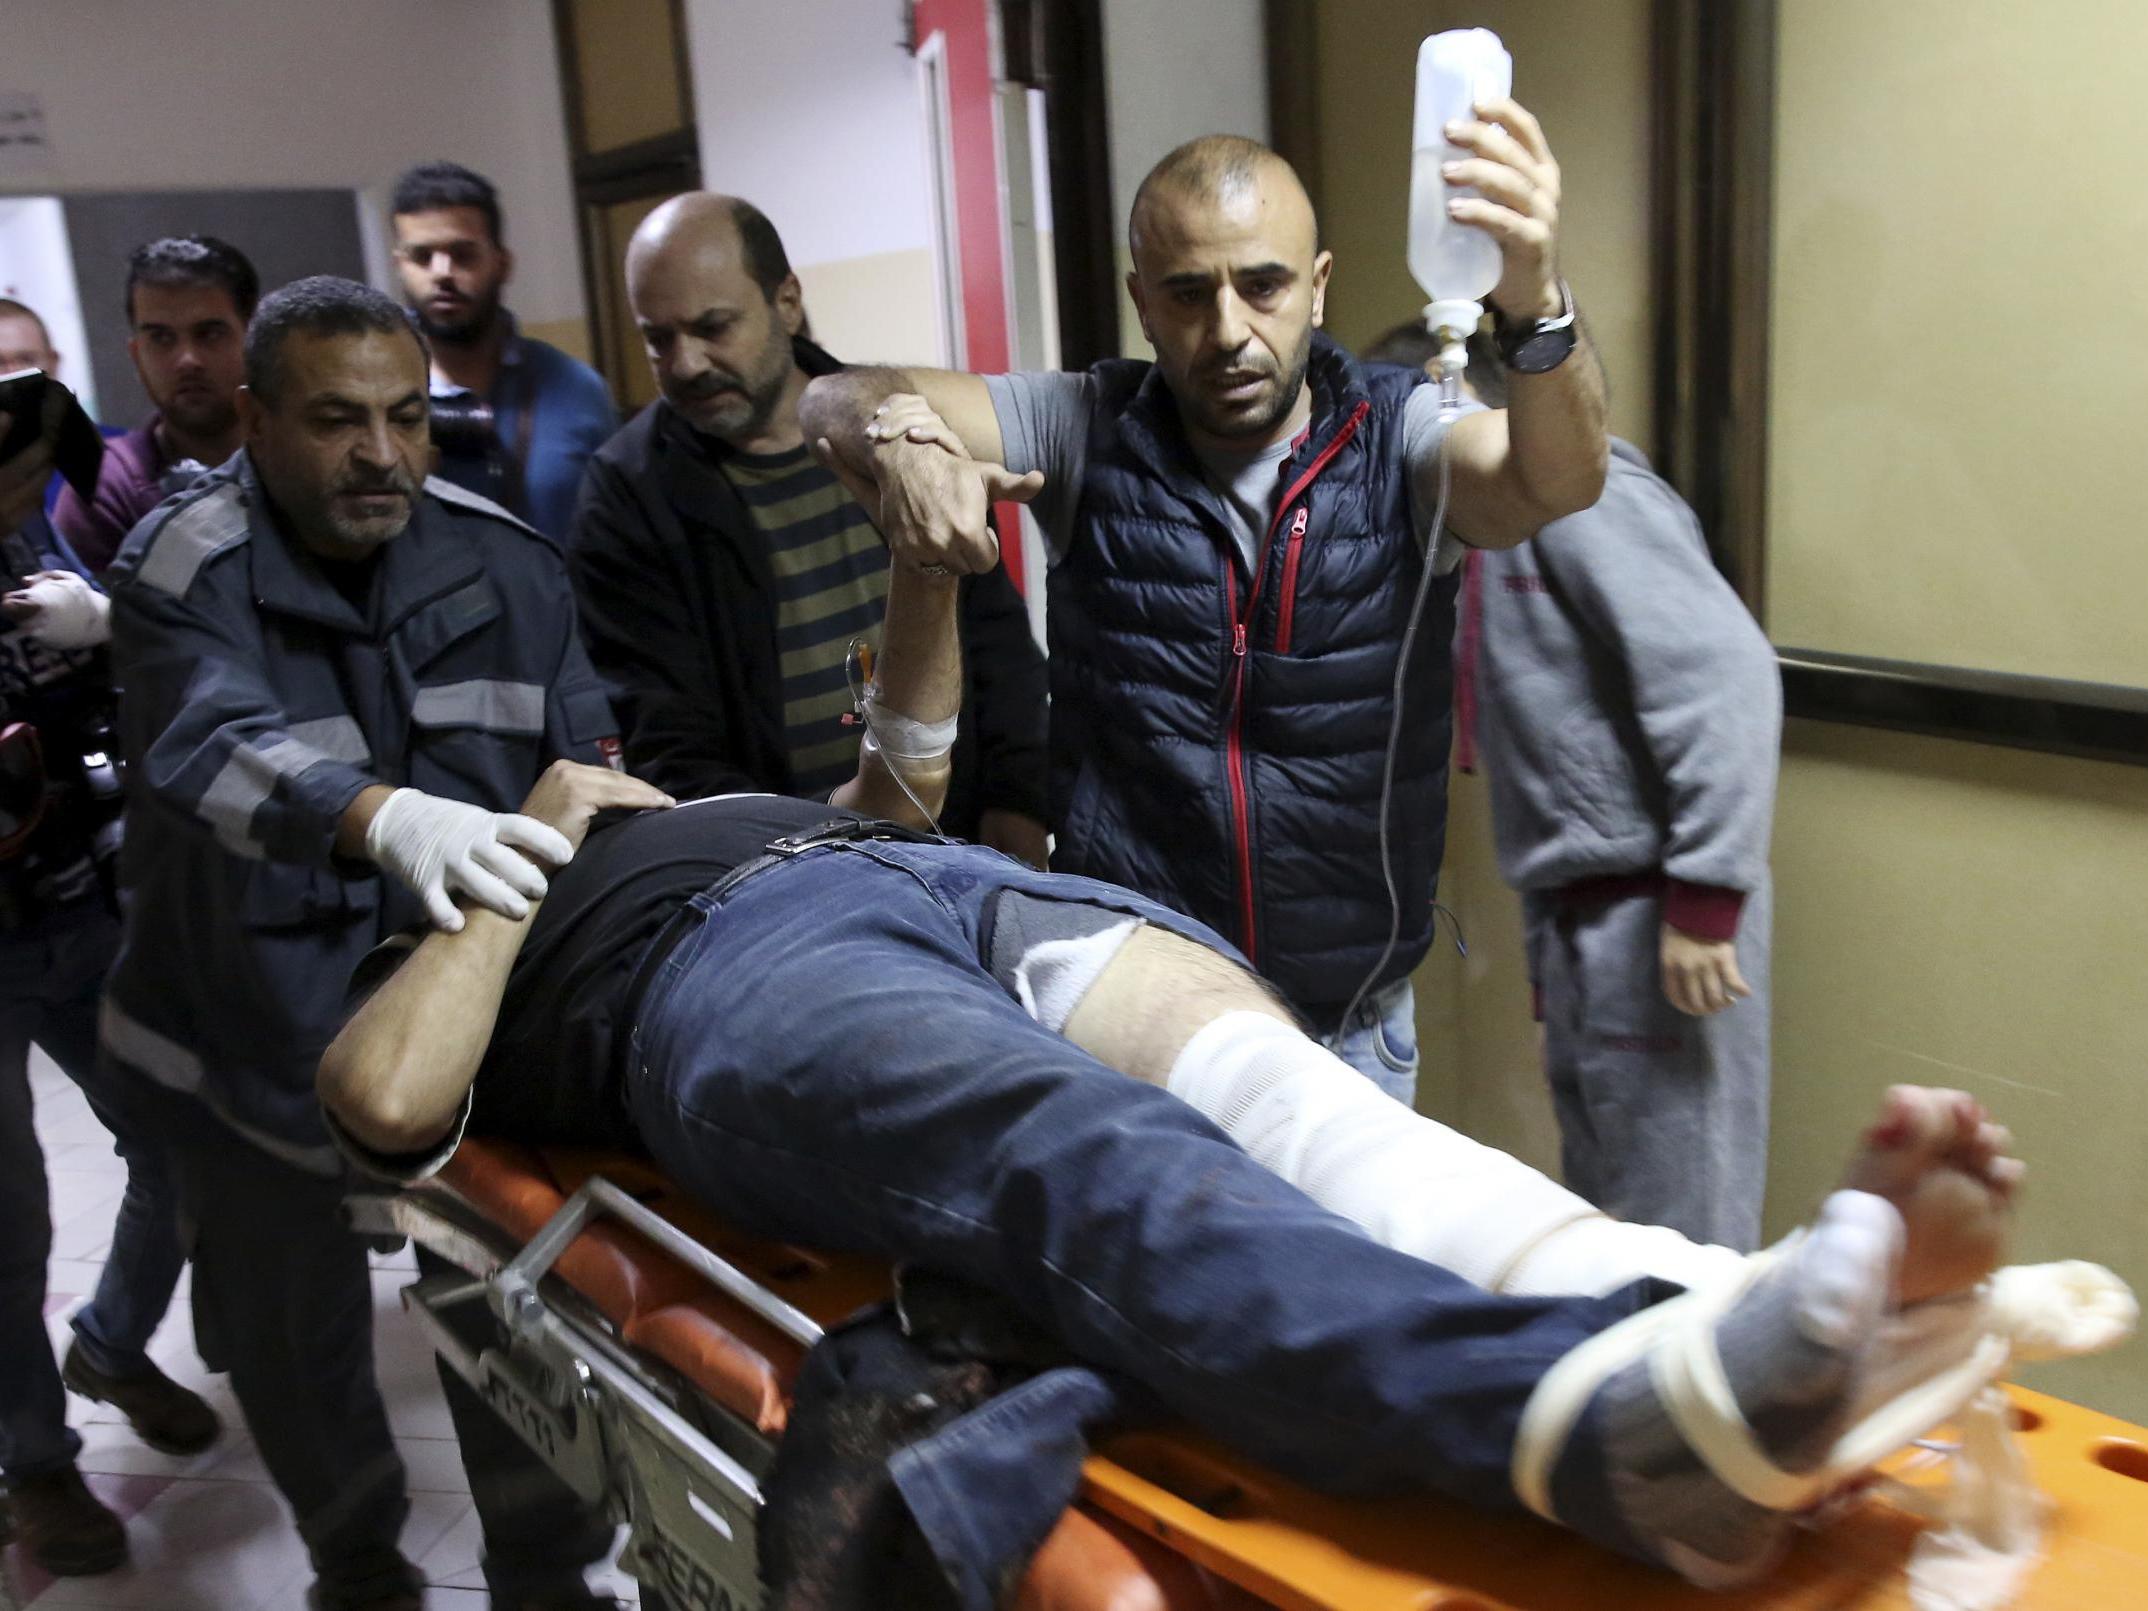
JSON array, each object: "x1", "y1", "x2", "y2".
[{"x1": 569, "y1": 193, "x2": 1049, "y2": 863}]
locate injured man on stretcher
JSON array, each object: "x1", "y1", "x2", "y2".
[
  {"x1": 317, "y1": 443, "x2": 2113, "y2": 1600},
  {"x1": 319, "y1": 791, "x2": 2061, "y2": 1590}
]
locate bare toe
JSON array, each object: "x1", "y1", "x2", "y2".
[
  {"x1": 1844, "y1": 1086, "x2": 1957, "y2": 1198},
  {"x1": 1963, "y1": 1120, "x2": 2015, "y2": 1181}
]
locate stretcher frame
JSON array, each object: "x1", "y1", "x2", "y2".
[
  {"x1": 352, "y1": 1142, "x2": 2148, "y2": 1611},
  {"x1": 353, "y1": 1175, "x2": 789, "y2": 1609}
]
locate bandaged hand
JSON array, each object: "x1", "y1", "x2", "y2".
[
  {"x1": 2, "y1": 570, "x2": 112, "y2": 649},
  {"x1": 363, "y1": 786, "x2": 574, "y2": 932},
  {"x1": 1659, "y1": 924, "x2": 1751, "y2": 1016}
]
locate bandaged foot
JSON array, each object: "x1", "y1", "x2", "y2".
[{"x1": 1521, "y1": 1087, "x2": 2028, "y2": 1586}]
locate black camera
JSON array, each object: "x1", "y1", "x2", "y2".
[
  {"x1": 429, "y1": 390, "x2": 500, "y2": 459},
  {"x1": 428, "y1": 390, "x2": 528, "y2": 517}
]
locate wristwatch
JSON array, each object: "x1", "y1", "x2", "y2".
[{"x1": 1492, "y1": 281, "x2": 1579, "y2": 375}]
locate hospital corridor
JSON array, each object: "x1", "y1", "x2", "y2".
[{"x1": 5, "y1": 0, "x2": 2148, "y2": 1608}]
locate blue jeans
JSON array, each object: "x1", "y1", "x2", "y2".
[
  {"x1": 1, "y1": 902, "x2": 186, "y2": 1482},
  {"x1": 1328, "y1": 976, "x2": 1421, "y2": 1103},
  {"x1": 625, "y1": 841, "x2": 1655, "y2": 1558}
]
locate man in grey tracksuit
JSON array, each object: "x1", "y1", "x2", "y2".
[{"x1": 1459, "y1": 435, "x2": 1781, "y2": 1249}]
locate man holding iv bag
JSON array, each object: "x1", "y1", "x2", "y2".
[{"x1": 800, "y1": 31, "x2": 1608, "y2": 1098}]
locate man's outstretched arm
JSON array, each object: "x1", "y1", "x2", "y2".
[
  {"x1": 801, "y1": 364, "x2": 1004, "y2": 473},
  {"x1": 318, "y1": 763, "x2": 672, "y2": 1155},
  {"x1": 800, "y1": 368, "x2": 1038, "y2": 576},
  {"x1": 1436, "y1": 96, "x2": 1610, "y2": 549}
]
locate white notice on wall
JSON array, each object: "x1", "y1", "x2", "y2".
[{"x1": 0, "y1": 92, "x2": 56, "y2": 179}]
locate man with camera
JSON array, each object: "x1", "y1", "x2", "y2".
[
  {"x1": 390, "y1": 161, "x2": 616, "y2": 540},
  {"x1": 0, "y1": 363, "x2": 219, "y2": 1580}
]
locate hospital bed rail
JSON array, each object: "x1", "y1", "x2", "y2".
[{"x1": 351, "y1": 1138, "x2": 2148, "y2": 1611}]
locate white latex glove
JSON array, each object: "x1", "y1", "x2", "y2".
[
  {"x1": 362, "y1": 786, "x2": 574, "y2": 931},
  {"x1": 3, "y1": 571, "x2": 112, "y2": 650}
]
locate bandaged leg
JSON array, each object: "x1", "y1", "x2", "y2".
[
  {"x1": 1005, "y1": 912, "x2": 1745, "y2": 1297},
  {"x1": 1163, "y1": 1009, "x2": 1745, "y2": 1297}
]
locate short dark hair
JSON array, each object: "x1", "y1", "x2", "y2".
[
  {"x1": 245, "y1": 276, "x2": 426, "y2": 406},
  {"x1": 727, "y1": 197, "x2": 793, "y2": 302},
  {"x1": 391, "y1": 161, "x2": 504, "y2": 245},
  {"x1": 1362, "y1": 320, "x2": 1507, "y2": 409},
  {"x1": 125, "y1": 235, "x2": 260, "y2": 326},
  {"x1": 1129, "y1": 135, "x2": 1313, "y2": 254}
]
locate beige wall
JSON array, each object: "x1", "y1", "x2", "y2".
[
  {"x1": 1312, "y1": 0, "x2": 2148, "y2": 1424},
  {"x1": 1768, "y1": 0, "x2": 2148, "y2": 683},
  {"x1": 793, "y1": 249, "x2": 947, "y2": 370},
  {"x1": 1766, "y1": 722, "x2": 2148, "y2": 1415},
  {"x1": 683, "y1": 0, "x2": 946, "y2": 366}
]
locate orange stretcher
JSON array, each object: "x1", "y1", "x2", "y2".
[{"x1": 350, "y1": 1139, "x2": 2148, "y2": 1610}]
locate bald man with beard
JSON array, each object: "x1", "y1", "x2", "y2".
[
  {"x1": 567, "y1": 194, "x2": 1050, "y2": 863},
  {"x1": 802, "y1": 118, "x2": 1609, "y2": 1098}
]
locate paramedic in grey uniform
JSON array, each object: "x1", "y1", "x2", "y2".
[
  {"x1": 100, "y1": 277, "x2": 627, "y2": 1611},
  {"x1": 1459, "y1": 348, "x2": 1780, "y2": 1248}
]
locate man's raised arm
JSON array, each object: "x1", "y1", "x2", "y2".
[
  {"x1": 799, "y1": 367, "x2": 1031, "y2": 576},
  {"x1": 1436, "y1": 96, "x2": 1610, "y2": 549},
  {"x1": 318, "y1": 763, "x2": 672, "y2": 1156},
  {"x1": 806, "y1": 399, "x2": 1042, "y2": 829}
]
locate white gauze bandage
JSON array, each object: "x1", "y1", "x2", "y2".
[
  {"x1": 1164, "y1": 1011, "x2": 1744, "y2": 1296},
  {"x1": 1010, "y1": 918, "x2": 1143, "y2": 1032},
  {"x1": 861, "y1": 683, "x2": 958, "y2": 762}
]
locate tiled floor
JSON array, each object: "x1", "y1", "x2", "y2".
[{"x1": 6, "y1": 1051, "x2": 642, "y2": 1610}]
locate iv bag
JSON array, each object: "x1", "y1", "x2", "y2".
[{"x1": 1407, "y1": 28, "x2": 1513, "y2": 308}]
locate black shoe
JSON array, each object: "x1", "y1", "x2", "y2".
[
  {"x1": 61, "y1": 1342, "x2": 221, "y2": 1456},
  {"x1": 3, "y1": 1465, "x2": 127, "y2": 1576}
]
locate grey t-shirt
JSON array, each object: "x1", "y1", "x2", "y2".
[{"x1": 984, "y1": 370, "x2": 1472, "y2": 575}]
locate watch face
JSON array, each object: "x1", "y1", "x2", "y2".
[{"x1": 1509, "y1": 326, "x2": 1577, "y2": 375}]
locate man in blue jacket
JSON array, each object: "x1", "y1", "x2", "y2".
[
  {"x1": 102, "y1": 277, "x2": 624, "y2": 1611},
  {"x1": 390, "y1": 162, "x2": 617, "y2": 541},
  {"x1": 799, "y1": 110, "x2": 1609, "y2": 1100}
]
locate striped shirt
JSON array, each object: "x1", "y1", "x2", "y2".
[{"x1": 717, "y1": 444, "x2": 889, "y2": 793}]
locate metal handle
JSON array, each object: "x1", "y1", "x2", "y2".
[{"x1": 504, "y1": 1174, "x2": 826, "y2": 1351}]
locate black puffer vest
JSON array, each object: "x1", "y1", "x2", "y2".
[{"x1": 1048, "y1": 334, "x2": 1457, "y2": 1027}]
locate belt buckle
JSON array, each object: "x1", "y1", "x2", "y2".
[{"x1": 766, "y1": 817, "x2": 868, "y2": 857}]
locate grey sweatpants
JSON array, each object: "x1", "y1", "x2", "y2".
[{"x1": 1526, "y1": 876, "x2": 1771, "y2": 1250}]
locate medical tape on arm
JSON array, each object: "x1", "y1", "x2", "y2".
[{"x1": 861, "y1": 683, "x2": 958, "y2": 762}]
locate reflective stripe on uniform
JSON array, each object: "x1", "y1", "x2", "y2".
[
  {"x1": 99, "y1": 996, "x2": 205, "y2": 1094},
  {"x1": 411, "y1": 678, "x2": 546, "y2": 734},
  {"x1": 198, "y1": 732, "x2": 349, "y2": 856},
  {"x1": 286, "y1": 714, "x2": 372, "y2": 765},
  {"x1": 423, "y1": 473, "x2": 536, "y2": 534},
  {"x1": 101, "y1": 998, "x2": 347, "y2": 1175},
  {"x1": 135, "y1": 481, "x2": 250, "y2": 596}
]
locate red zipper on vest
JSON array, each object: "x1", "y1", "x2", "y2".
[
  {"x1": 1219, "y1": 400, "x2": 1370, "y2": 962},
  {"x1": 1274, "y1": 505, "x2": 1310, "y2": 653}
]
